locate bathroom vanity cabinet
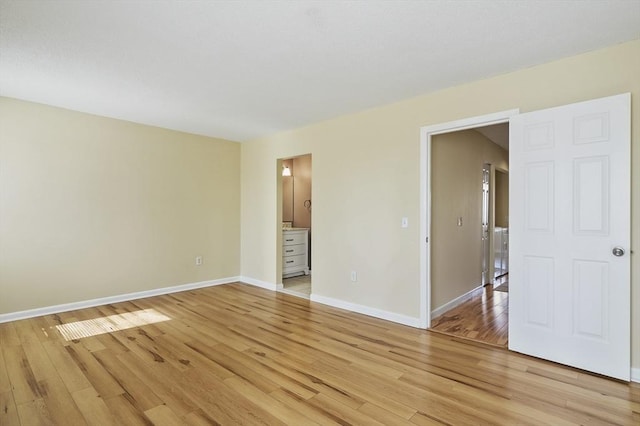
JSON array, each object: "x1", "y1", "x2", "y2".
[{"x1": 282, "y1": 228, "x2": 309, "y2": 278}]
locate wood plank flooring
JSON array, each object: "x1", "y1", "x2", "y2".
[
  {"x1": 431, "y1": 278, "x2": 509, "y2": 346},
  {"x1": 1, "y1": 282, "x2": 639, "y2": 425}
]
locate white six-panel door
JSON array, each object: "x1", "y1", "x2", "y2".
[{"x1": 509, "y1": 93, "x2": 630, "y2": 381}]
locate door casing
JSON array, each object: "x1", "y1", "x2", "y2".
[{"x1": 419, "y1": 109, "x2": 519, "y2": 328}]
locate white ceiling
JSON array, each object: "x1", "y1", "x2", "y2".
[{"x1": 1, "y1": 1, "x2": 639, "y2": 142}]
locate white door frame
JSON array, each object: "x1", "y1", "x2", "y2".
[
  {"x1": 419, "y1": 109, "x2": 519, "y2": 328},
  {"x1": 276, "y1": 153, "x2": 313, "y2": 292}
]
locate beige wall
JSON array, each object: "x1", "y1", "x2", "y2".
[
  {"x1": 431, "y1": 130, "x2": 508, "y2": 309},
  {"x1": 0, "y1": 98, "x2": 241, "y2": 315},
  {"x1": 495, "y1": 169, "x2": 509, "y2": 228},
  {"x1": 240, "y1": 40, "x2": 640, "y2": 368}
]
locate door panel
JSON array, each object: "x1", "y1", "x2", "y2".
[
  {"x1": 509, "y1": 93, "x2": 630, "y2": 381},
  {"x1": 573, "y1": 260, "x2": 608, "y2": 340},
  {"x1": 525, "y1": 161, "x2": 554, "y2": 232},
  {"x1": 523, "y1": 255, "x2": 554, "y2": 328},
  {"x1": 573, "y1": 156, "x2": 608, "y2": 234}
]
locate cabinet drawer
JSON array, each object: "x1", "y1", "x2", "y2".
[
  {"x1": 283, "y1": 232, "x2": 306, "y2": 246},
  {"x1": 283, "y1": 254, "x2": 306, "y2": 268},
  {"x1": 283, "y1": 244, "x2": 305, "y2": 256}
]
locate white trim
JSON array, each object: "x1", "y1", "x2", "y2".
[
  {"x1": 0, "y1": 276, "x2": 240, "y2": 324},
  {"x1": 419, "y1": 124, "x2": 430, "y2": 328},
  {"x1": 419, "y1": 127, "x2": 431, "y2": 328},
  {"x1": 631, "y1": 368, "x2": 640, "y2": 383},
  {"x1": 421, "y1": 109, "x2": 520, "y2": 136},
  {"x1": 239, "y1": 276, "x2": 278, "y2": 291},
  {"x1": 419, "y1": 108, "x2": 519, "y2": 328},
  {"x1": 310, "y1": 293, "x2": 421, "y2": 328},
  {"x1": 430, "y1": 285, "x2": 483, "y2": 319}
]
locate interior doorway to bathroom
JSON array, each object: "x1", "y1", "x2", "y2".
[{"x1": 279, "y1": 154, "x2": 312, "y2": 298}]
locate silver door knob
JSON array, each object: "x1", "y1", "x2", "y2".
[{"x1": 612, "y1": 247, "x2": 625, "y2": 257}]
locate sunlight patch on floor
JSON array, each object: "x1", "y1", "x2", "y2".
[{"x1": 55, "y1": 308, "x2": 170, "y2": 340}]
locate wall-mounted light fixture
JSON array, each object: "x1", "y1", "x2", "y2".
[{"x1": 282, "y1": 165, "x2": 292, "y2": 176}]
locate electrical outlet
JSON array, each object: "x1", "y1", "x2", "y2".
[
  {"x1": 350, "y1": 271, "x2": 357, "y2": 282},
  {"x1": 195, "y1": 256, "x2": 203, "y2": 266},
  {"x1": 401, "y1": 217, "x2": 408, "y2": 228}
]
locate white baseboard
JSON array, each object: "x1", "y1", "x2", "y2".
[
  {"x1": 631, "y1": 368, "x2": 640, "y2": 383},
  {"x1": 0, "y1": 276, "x2": 240, "y2": 324},
  {"x1": 310, "y1": 293, "x2": 421, "y2": 328},
  {"x1": 239, "y1": 276, "x2": 277, "y2": 291},
  {"x1": 431, "y1": 285, "x2": 482, "y2": 319}
]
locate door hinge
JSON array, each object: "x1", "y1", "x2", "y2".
[{"x1": 426, "y1": 237, "x2": 429, "y2": 243}]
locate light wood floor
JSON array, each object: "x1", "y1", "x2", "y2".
[
  {"x1": 431, "y1": 278, "x2": 509, "y2": 347},
  {"x1": 1, "y1": 282, "x2": 639, "y2": 425}
]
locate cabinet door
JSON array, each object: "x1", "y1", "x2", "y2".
[
  {"x1": 283, "y1": 244, "x2": 305, "y2": 256},
  {"x1": 283, "y1": 232, "x2": 307, "y2": 246}
]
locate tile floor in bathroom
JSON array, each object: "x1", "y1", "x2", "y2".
[{"x1": 281, "y1": 274, "x2": 311, "y2": 298}]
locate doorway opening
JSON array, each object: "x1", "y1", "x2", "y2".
[
  {"x1": 421, "y1": 95, "x2": 630, "y2": 380},
  {"x1": 278, "y1": 154, "x2": 312, "y2": 299},
  {"x1": 493, "y1": 168, "x2": 509, "y2": 292},
  {"x1": 419, "y1": 109, "x2": 518, "y2": 346}
]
